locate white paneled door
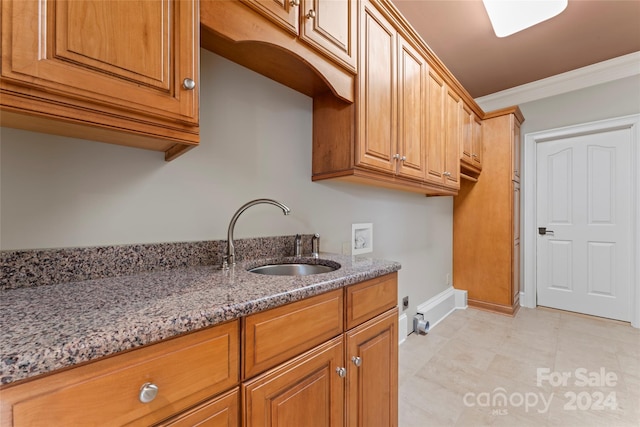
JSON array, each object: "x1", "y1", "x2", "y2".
[{"x1": 536, "y1": 128, "x2": 632, "y2": 321}]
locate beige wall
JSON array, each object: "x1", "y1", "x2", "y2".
[{"x1": 0, "y1": 50, "x2": 454, "y2": 335}]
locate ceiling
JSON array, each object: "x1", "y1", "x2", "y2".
[{"x1": 390, "y1": 0, "x2": 640, "y2": 98}]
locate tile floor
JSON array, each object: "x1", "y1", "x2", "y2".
[{"x1": 398, "y1": 307, "x2": 640, "y2": 427}]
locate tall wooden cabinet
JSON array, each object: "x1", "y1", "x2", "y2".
[
  {"x1": 1, "y1": 0, "x2": 200, "y2": 160},
  {"x1": 453, "y1": 107, "x2": 524, "y2": 315}
]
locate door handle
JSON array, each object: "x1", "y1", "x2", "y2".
[{"x1": 538, "y1": 227, "x2": 554, "y2": 236}]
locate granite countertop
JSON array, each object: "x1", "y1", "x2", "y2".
[{"x1": 0, "y1": 253, "x2": 400, "y2": 385}]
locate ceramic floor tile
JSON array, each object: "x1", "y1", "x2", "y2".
[
  {"x1": 399, "y1": 306, "x2": 640, "y2": 427},
  {"x1": 399, "y1": 376, "x2": 466, "y2": 426},
  {"x1": 399, "y1": 332, "x2": 449, "y2": 386}
]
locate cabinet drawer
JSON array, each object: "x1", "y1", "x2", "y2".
[
  {"x1": 243, "y1": 289, "x2": 343, "y2": 379},
  {"x1": 345, "y1": 272, "x2": 397, "y2": 329},
  {"x1": 156, "y1": 387, "x2": 239, "y2": 427},
  {"x1": 1, "y1": 321, "x2": 239, "y2": 427}
]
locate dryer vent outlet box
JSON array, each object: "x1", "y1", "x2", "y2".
[{"x1": 413, "y1": 314, "x2": 429, "y2": 335}]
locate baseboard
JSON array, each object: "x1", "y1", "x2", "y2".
[
  {"x1": 398, "y1": 313, "x2": 408, "y2": 345},
  {"x1": 467, "y1": 298, "x2": 520, "y2": 316},
  {"x1": 415, "y1": 286, "x2": 467, "y2": 332}
]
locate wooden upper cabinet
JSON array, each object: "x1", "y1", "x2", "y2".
[
  {"x1": 240, "y1": 0, "x2": 299, "y2": 35},
  {"x1": 444, "y1": 87, "x2": 461, "y2": 189},
  {"x1": 460, "y1": 102, "x2": 482, "y2": 176},
  {"x1": 513, "y1": 117, "x2": 521, "y2": 182},
  {"x1": 472, "y1": 114, "x2": 483, "y2": 170},
  {"x1": 356, "y1": 0, "x2": 397, "y2": 173},
  {"x1": 301, "y1": 0, "x2": 357, "y2": 71},
  {"x1": 311, "y1": 0, "x2": 481, "y2": 196},
  {"x1": 396, "y1": 34, "x2": 427, "y2": 181},
  {"x1": 240, "y1": 0, "x2": 357, "y2": 72},
  {"x1": 427, "y1": 68, "x2": 461, "y2": 190},
  {"x1": 425, "y1": 69, "x2": 446, "y2": 186},
  {"x1": 460, "y1": 103, "x2": 474, "y2": 166},
  {"x1": 1, "y1": 0, "x2": 199, "y2": 160}
]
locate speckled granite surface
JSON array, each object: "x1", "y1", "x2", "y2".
[
  {"x1": 0, "y1": 252, "x2": 400, "y2": 385},
  {"x1": 1, "y1": 235, "x2": 314, "y2": 290}
]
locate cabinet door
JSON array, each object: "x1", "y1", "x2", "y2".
[
  {"x1": 472, "y1": 115, "x2": 483, "y2": 170},
  {"x1": 396, "y1": 34, "x2": 427, "y2": 181},
  {"x1": 346, "y1": 308, "x2": 398, "y2": 427},
  {"x1": 460, "y1": 103, "x2": 474, "y2": 166},
  {"x1": 425, "y1": 69, "x2": 445, "y2": 185},
  {"x1": 1, "y1": 0, "x2": 198, "y2": 124},
  {"x1": 301, "y1": 0, "x2": 357, "y2": 72},
  {"x1": 243, "y1": 337, "x2": 345, "y2": 427},
  {"x1": 356, "y1": 0, "x2": 397, "y2": 174},
  {"x1": 444, "y1": 88, "x2": 461, "y2": 189},
  {"x1": 512, "y1": 118, "x2": 521, "y2": 182},
  {"x1": 157, "y1": 388, "x2": 240, "y2": 427},
  {"x1": 240, "y1": 0, "x2": 299, "y2": 35}
]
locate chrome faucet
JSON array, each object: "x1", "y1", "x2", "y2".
[{"x1": 222, "y1": 198, "x2": 291, "y2": 269}]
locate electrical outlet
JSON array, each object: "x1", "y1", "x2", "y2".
[{"x1": 402, "y1": 296, "x2": 409, "y2": 310}]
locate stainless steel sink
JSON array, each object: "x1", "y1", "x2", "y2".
[{"x1": 248, "y1": 262, "x2": 339, "y2": 276}]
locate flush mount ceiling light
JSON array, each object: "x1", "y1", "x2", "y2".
[{"x1": 483, "y1": 0, "x2": 568, "y2": 37}]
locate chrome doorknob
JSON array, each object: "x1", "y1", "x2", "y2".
[
  {"x1": 336, "y1": 367, "x2": 346, "y2": 377},
  {"x1": 290, "y1": 0, "x2": 300, "y2": 5},
  {"x1": 351, "y1": 356, "x2": 362, "y2": 367},
  {"x1": 306, "y1": 9, "x2": 316, "y2": 19}
]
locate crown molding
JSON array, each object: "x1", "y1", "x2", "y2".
[{"x1": 476, "y1": 51, "x2": 640, "y2": 112}]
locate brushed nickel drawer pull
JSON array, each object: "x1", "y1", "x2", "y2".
[{"x1": 139, "y1": 382, "x2": 159, "y2": 403}]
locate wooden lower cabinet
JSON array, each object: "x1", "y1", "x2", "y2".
[
  {"x1": 243, "y1": 337, "x2": 345, "y2": 427},
  {"x1": 0, "y1": 321, "x2": 240, "y2": 427},
  {"x1": 0, "y1": 274, "x2": 398, "y2": 427},
  {"x1": 243, "y1": 273, "x2": 399, "y2": 427},
  {"x1": 346, "y1": 308, "x2": 398, "y2": 427},
  {"x1": 156, "y1": 388, "x2": 240, "y2": 427}
]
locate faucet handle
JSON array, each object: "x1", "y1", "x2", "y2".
[
  {"x1": 220, "y1": 255, "x2": 230, "y2": 270},
  {"x1": 311, "y1": 233, "x2": 320, "y2": 258},
  {"x1": 294, "y1": 234, "x2": 302, "y2": 257}
]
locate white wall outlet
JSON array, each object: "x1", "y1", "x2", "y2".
[{"x1": 342, "y1": 241, "x2": 351, "y2": 255}]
